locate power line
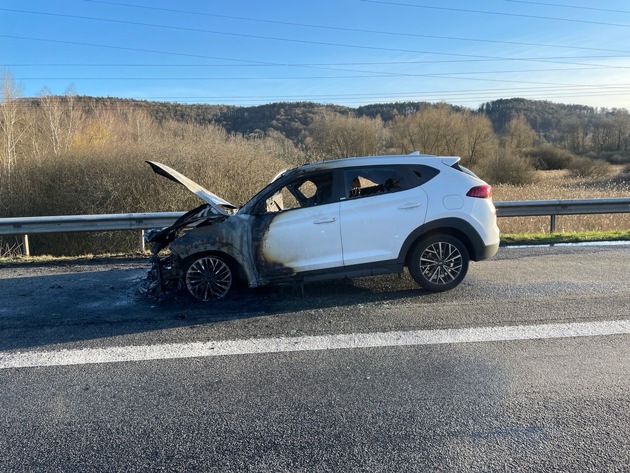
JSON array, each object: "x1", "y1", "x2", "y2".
[
  {"x1": 12, "y1": 74, "x2": 630, "y2": 94},
  {"x1": 0, "y1": 4, "x2": 628, "y2": 109},
  {"x1": 0, "y1": 34, "x2": 279, "y2": 67},
  {"x1": 11, "y1": 88, "x2": 630, "y2": 107},
  {"x1": 359, "y1": 0, "x2": 630, "y2": 28},
  {"x1": 6, "y1": 58, "x2": 625, "y2": 75},
  {"x1": 2, "y1": 57, "x2": 629, "y2": 67},
  {"x1": 17, "y1": 84, "x2": 630, "y2": 101},
  {"x1": 3, "y1": 8, "x2": 630, "y2": 69},
  {"x1": 2, "y1": 32, "x2": 628, "y2": 72},
  {"x1": 12, "y1": 81, "x2": 630, "y2": 108},
  {"x1": 84, "y1": 0, "x2": 630, "y2": 55},
  {"x1": 503, "y1": 0, "x2": 630, "y2": 15},
  {"x1": 15, "y1": 82, "x2": 630, "y2": 99}
]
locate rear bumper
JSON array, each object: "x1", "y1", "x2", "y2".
[{"x1": 477, "y1": 241, "x2": 500, "y2": 261}]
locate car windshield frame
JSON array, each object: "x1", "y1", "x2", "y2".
[{"x1": 238, "y1": 167, "x2": 308, "y2": 215}]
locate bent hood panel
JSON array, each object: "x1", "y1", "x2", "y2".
[{"x1": 146, "y1": 161, "x2": 237, "y2": 215}]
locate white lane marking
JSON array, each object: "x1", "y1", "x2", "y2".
[{"x1": 2, "y1": 319, "x2": 630, "y2": 369}]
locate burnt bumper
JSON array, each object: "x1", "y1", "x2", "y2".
[{"x1": 145, "y1": 254, "x2": 183, "y2": 296}]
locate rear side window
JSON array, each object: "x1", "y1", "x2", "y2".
[
  {"x1": 343, "y1": 165, "x2": 439, "y2": 199},
  {"x1": 450, "y1": 162, "x2": 479, "y2": 178}
]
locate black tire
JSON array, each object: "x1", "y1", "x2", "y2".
[
  {"x1": 185, "y1": 254, "x2": 233, "y2": 301},
  {"x1": 408, "y1": 234, "x2": 469, "y2": 292}
]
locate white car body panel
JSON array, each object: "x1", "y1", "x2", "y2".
[
  {"x1": 339, "y1": 188, "x2": 428, "y2": 266},
  {"x1": 262, "y1": 203, "x2": 343, "y2": 272}
]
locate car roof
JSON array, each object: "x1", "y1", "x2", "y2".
[{"x1": 289, "y1": 153, "x2": 460, "y2": 175}]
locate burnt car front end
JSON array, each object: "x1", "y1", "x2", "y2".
[
  {"x1": 143, "y1": 160, "x2": 245, "y2": 299},
  {"x1": 144, "y1": 204, "x2": 229, "y2": 297}
]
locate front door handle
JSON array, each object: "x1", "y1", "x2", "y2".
[{"x1": 314, "y1": 217, "x2": 337, "y2": 224}]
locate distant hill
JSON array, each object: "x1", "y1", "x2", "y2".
[
  {"x1": 479, "y1": 98, "x2": 598, "y2": 136},
  {"x1": 36, "y1": 96, "x2": 628, "y2": 153}
]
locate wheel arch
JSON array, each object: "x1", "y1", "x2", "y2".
[{"x1": 400, "y1": 218, "x2": 485, "y2": 265}]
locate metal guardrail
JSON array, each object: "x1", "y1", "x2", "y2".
[
  {"x1": 0, "y1": 212, "x2": 185, "y2": 234},
  {"x1": 0, "y1": 212, "x2": 185, "y2": 256},
  {"x1": 1, "y1": 198, "x2": 629, "y2": 255},
  {"x1": 494, "y1": 198, "x2": 630, "y2": 232}
]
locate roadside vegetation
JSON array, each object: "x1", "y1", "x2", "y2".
[
  {"x1": 1, "y1": 71, "x2": 629, "y2": 256},
  {"x1": 500, "y1": 230, "x2": 630, "y2": 246}
]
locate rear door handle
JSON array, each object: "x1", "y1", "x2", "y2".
[
  {"x1": 314, "y1": 217, "x2": 337, "y2": 224},
  {"x1": 398, "y1": 202, "x2": 422, "y2": 209}
]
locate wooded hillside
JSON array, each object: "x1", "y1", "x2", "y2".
[{"x1": 42, "y1": 96, "x2": 628, "y2": 161}]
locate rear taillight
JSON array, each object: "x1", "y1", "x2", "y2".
[{"x1": 466, "y1": 185, "x2": 493, "y2": 199}]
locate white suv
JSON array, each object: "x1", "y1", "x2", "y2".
[{"x1": 145, "y1": 153, "x2": 500, "y2": 301}]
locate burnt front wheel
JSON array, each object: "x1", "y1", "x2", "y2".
[
  {"x1": 409, "y1": 235, "x2": 469, "y2": 292},
  {"x1": 185, "y1": 254, "x2": 233, "y2": 301}
]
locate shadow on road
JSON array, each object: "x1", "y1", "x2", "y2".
[{"x1": 0, "y1": 258, "x2": 432, "y2": 351}]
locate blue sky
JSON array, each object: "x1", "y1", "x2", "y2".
[{"x1": 2, "y1": 0, "x2": 630, "y2": 109}]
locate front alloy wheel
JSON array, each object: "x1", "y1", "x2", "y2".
[
  {"x1": 409, "y1": 235, "x2": 469, "y2": 292},
  {"x1": 185, "y1": 255, "x2": 233, "y2": 301}
]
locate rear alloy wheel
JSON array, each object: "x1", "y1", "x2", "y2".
[
  {"x1": 185, "y1": 255, "x2": 233, "y2": 301},
  {"x1": 409, "y1": 235, "x2": 469, "y2": 292}
]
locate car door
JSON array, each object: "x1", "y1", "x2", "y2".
[
  {"x1": 258, "y1": 172, "x2": 343, "y2": 275},
  {"x1": 339, "y1": 166, "x2": 430, "y2": 267}
]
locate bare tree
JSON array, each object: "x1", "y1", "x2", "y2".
[
  {"x1": 591, "y1": 118, "x2": 617, "y2": 153},
  {"x1": 611, "y1": 111, "x2": 630, "y2": 153},
  {"x1": 38, "y1": 85, "x2": 83, "y2": 157},
  {"x1": 307, "y1": 112, "x2": 385, "y2": 159},
  {"x1": 504, "y1": 114, "x2": 537, "y2": 151},
  {"x1": 0, "y1": 70, "x2": 27, "y2": 178},
  {"x1": 462, "y1": 112, "x2": 497, "y2": 166},
  {"x1": 388, "y1": 105, "x2": 471, "y2": 157},
  {"x1": 560, "y1": 118, "x2": 589, "y2": 154}
]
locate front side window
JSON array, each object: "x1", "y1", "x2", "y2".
[{"x1": 264, "y1": 172, "x2": 334, "y2": 213}]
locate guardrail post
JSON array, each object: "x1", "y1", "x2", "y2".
[
  {"x1": 22, "y1": 234, "x2": 30, "y2": 256},
  {"x1": 550, "y1": 215, "x2": 556, "y2": 233},
  {"x1": 140, "y1": 230, "x2": 145, "y2": 253}
]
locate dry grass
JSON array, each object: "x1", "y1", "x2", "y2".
[
  {"x1": 493, "y1": 169, "x2": 630, "y2": 233},
  {"x1": 0, "y1": 118, "x2": 292, "y2": 255}
]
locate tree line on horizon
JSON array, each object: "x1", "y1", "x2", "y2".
[{"x1": 52, "y1": 94, "x2": 630, "y2": 160}]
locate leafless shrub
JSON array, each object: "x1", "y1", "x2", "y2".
[
  {"x1": 474, "y1": 153, "x2": 538, "y2": 186},
  {"x1": 567, "y1": 156, "x2": 611, "y2": 179},
  {"x1": 0, "y1": 238, "x2": 23, "y2": 258},
  {"x1": 522, "y1": 144, "x2": 576, "y2": 170}
]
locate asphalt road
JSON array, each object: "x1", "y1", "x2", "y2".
[{"x1": 1, "y1": 244, "x2": 629, "y2": 472}]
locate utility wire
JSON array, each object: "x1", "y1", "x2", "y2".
[
  {"x1": 2, "y1": 58, "x2": 630, "y2": 67},
  {"x1": 85, "y1": 0, "x2": 630, "y2": 55},
  {"x1": 3, "y1": 66, "x2": 614, "y2": 75},
  {"x1": 12, "y1": 74, "x2": 630, "y2": 92},
  {"x1": 503, "y1": 0, "x2": 630, "y2": 15},
  {"x1": 11, "y1": 89, "x2": 630, "y2": 107},
  {"x1": 2, "y1": 31, "x2": 628, "y2": 72},
  {"x1": 360, "y1": 0, "x2": 630, "y2": 28},
  {"x1": 18, "y1": 84, "x2": 630, "y2": 101}
]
